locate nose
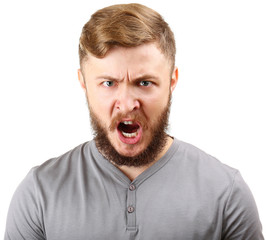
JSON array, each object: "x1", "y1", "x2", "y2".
[{"x1": 114, "y1": 86, "x2": 140, "y2": 114}]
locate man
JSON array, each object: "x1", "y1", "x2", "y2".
[{"x1": 5, "y1": 3, "x2": 264, "y2": 240}]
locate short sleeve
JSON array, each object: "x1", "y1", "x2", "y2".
[
  {"x1": 4, "y1": 168, "x2": 46, "y2": 240},
  {"x1": 222, "y1": 171, "x2": 264, "y2": 240}
]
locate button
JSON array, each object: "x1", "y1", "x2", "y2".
[
  {"x1": 127, "y1": 206, "x2": 135, "y2": 213},
  {"x1": 129, "y1": 184, "x2": 136, "y2": 191}
]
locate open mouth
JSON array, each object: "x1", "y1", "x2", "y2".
[
  {"x1": 116, "y1": 120, "x2": 143, "y2": 145},
  {"x1": 118, "y1": 121, "x2": 140, "y2": 138}
]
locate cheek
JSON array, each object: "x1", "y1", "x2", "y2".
[
  {"x1": 142, "y1": 96, "x2": 168, "y2": 119},
  {"x1": 144, "y1": 89, "x2": 169, "y2": 108},
  {"x1": 88, "y1": 94, "x2": 115, "y2": 120}
]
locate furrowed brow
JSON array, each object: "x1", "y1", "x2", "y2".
[
  {"x1": 96, "y1": 74, "x2": 159, "y2": 82},
  {"x1": 96, "y1": 75, "x2": 122, "y2": 81},
  {"x1": 133, "y1": 74, "x2": 159, "y2": 82}
]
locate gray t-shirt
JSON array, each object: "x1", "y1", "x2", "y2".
[{"x1": 5, "y1": 138, "x2": 264, "y2": 239}]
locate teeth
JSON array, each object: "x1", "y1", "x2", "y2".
[
  {"x1": 123, "y1": 121, "x2": 133, "y2": 125},
  {"x1": 122, "y1": 131, "x2": 138, "y2": 138}
]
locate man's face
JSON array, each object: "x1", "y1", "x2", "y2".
[{"x1": 78, "y1": 43, "x2": 178, "y2": 166}]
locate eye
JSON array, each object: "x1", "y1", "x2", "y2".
[
  {"x1": 139, "y1": 81, "x2": 152, "y2": 87},
  {"x1": 102, "y1": 81, "x2": 115, "y2": 87}
]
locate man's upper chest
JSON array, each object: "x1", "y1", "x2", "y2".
[{"x1": 43, "y1": 171, "x2": 224, "y2": 239}]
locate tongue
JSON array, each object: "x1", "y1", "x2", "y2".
[{"x1": 119, "y1": 123, "x2": 139, "y2": 133}]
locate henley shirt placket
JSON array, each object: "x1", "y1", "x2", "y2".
[{"x1": 126, "y1": 183, "x2": 137, "y2": 232}]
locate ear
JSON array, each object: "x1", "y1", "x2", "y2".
[
  {"x1": 170, "y1": 67, "x2": 178, "y2": 93},
  {"x1": 78, "y1": 69, "x2": 86, "y2": 92}
]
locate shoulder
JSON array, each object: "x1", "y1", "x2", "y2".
[
  {"x1": 7, "y1": 141, "x2": 96, "y2": 219},
  {"x1": 169, "y1": 139, "x2": 245, "y2": 208},
  {"x1": 19, "y1": 141, "x2": 98, "y2": 195},
  {"x1": 32, "y1": 141, "x2": 91, "y2": 178},
  {"x1": 174, "y1": 139, "x2": 238, "y2": 183},
  {"x1": 5, "y1": 141, "x2": 94, "y2": 239},
  {"x1": 172, "y1": 139, "x2": 264, "y2": 238}
]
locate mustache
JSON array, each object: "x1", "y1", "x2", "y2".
[{"x1": 109, "y1": 112, "x2": 148, "y2": 131}]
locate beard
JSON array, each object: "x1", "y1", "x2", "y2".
[{"x1": 88, "y1": 96, "x2": 172, "y2": 167}]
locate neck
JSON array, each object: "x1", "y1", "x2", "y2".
[{"x1": 116, "y1": 136, "x2": 173, "y2": 181}]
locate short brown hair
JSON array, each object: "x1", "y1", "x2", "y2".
[{"x1": 79, "y1": 3, "x2": 176, "y2": 71}]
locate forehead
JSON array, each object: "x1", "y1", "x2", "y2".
[{"x1": 82, "y1": 43, "x2": 171, "y2": 78}]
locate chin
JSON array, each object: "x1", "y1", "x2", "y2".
[
  {"x1": 116, "y1": 146, "x2": 142, "y2": 157},
  {"x1": 115, "y1": 143, "x2": 146, "y2": 157}
]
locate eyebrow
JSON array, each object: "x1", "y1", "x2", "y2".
[
  {"x1": 96, "y1": 75, "x2": 120, "y2": 81},
  {"x1": 96, "y1": 74, "x2": 159, "y2": 82}
]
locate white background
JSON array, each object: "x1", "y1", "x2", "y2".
[{"x1": 0, "y1": 0, "x2": 265, "y2": 236}]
